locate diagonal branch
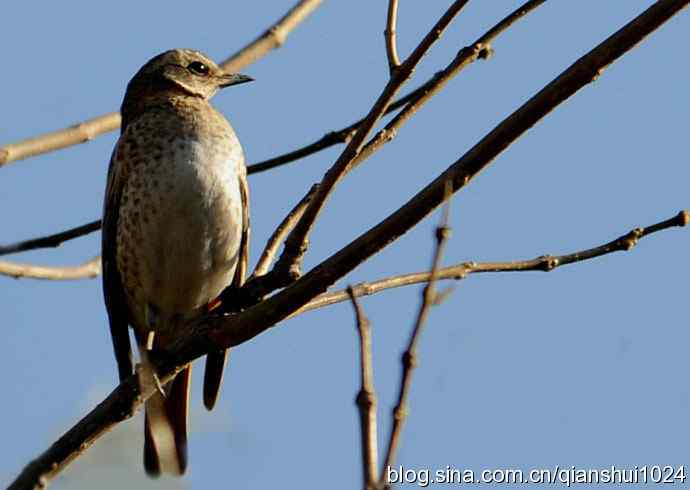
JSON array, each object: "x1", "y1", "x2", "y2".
[
  {"x1": 246, "y1": 0, "x2": 547, "y2": 175},
  {"x1": 0, "y1": 257, "x2": 100, "y2": 280},
  {"x1": 347, "y1": 287, "x2": 379, "y2": 490},
  {"x1": 0, "y1": 220, "x2": 101, "y2": 257},
  {"x1": 220, "y1": 0, "x2": 322, "y2": 73},
  {"x1": 251, "y1": 184, "x2": 318, "y2": 278},
  {"x1": 273, "y1": 0, "x2": 471, "y2": 280},
  {"x1": 381, "y1": 190, "x2": 452, "y2": 483},
  {"x1": 0, "y1": 0, "x2": 322, "y2": 168}
]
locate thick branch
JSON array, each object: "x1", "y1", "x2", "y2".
[
  {"x1": 0, "y1": 257, "x2": 100, "y2": 280},
  {"x1": 7, "y1": 366, "x2": 184, "y2": 490},
  {"x1": 348, "y1": 288, "x2": 379, "y2": 490},
  {"x1": 0, "y1": 0, "x2": 322, "y2": 168}
]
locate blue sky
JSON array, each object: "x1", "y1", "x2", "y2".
[{"x1": 1, "y1": 1, "x2": 688, "y2": 489}]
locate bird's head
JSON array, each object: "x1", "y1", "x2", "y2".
[{"x1": 121, "y1": 49, "x2": 252, "y2": 128}]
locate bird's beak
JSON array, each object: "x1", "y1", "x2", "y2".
[{"x1": 219, "y1": 73, "x2": 254, "y2": 88}]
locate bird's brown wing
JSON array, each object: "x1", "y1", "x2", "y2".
[
  {"x1": 102, "y1": 143, "x2": 133, "y2": 382},
  {"x1": 203, "y1": 168, "x2": 250, "y2": 410}
]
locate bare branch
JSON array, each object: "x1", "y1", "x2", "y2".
[
  {"x1": 0, "y1": 0, "x2": 322, "y2": 168},
  {"x1": 298, "y1": 209, "x2": 689, "y2": 314},
  {"x1": 0, "y1": 114, "x2": 121, "y2": 168},
  {"x1": 0, "y1": 220, "x2": 101, "y2": 257},
  {"x1": 385, "y1": 0, "x2": 402, "y2": 73},
  {"x1": 274, "y1": 0, "x2": 471, "y2": 279},
  {"x1": 251, "y1": 184, "x2": 318, "y2": 278},
  {"x1": 247, "y1": 0, "x2": 547, "y2": 175},
  {"x1": 347, "y1": 287, "x2": 379, "y2": 490},
  {"x1": 7, "y1": 365, "x2": 184, "y2": 490},
  {"x1": 381, "y1": 188, "x2": 452, "y2": 483},
  {"x1": 0, "y1": 257, "x2": 100, "y2": 280},
  {"x1": 220, "y1": 0, "x2": 322, "y2": 73}
]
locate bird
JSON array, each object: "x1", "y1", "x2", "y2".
[{"x1": 101, "y1": 48, "x2": 252, "y2": 477}]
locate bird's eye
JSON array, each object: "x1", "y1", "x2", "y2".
[{"x1": 188, "y1": 61, "x2": 209, "y2": 75}]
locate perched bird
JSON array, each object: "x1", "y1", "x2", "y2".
[{"x1": 101, "y1": 49, "x2": 251, "y2": 476}]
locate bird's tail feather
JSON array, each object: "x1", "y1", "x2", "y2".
[
  {"x1": 203, "y1": 349, "x2": 229, "y2": 410},
  {"x1": 144, "y1": 365, "x2": 191, "y2": 477}
]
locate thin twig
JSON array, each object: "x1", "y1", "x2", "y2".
[
  {"x1": 9, "y1": 2, "x2": 689, "y2": 487},
  {"x1": 295, "y1": 210, "x2": 689, "y2": 315},
  {"x1": 0, "y1": 257, "x2": 101, "y2": 280},
  {"x1": 247, "y1": 0, "x2": 547, "y2": 175},
  {"x1": 0, "y1": 0, "x2": 322, "y2": 168},
  {"x1": 250, "y1": 184, "x2": 318, "y2": 278},
  {"x1": 353, "y1": 0, "x2": 549, "y2": 169},
  {"x1": 0, "y1": 220, "x2": 101, "y2": 256},
  {"x1": 220, "y1": 0, "x2": 322, "y2": 72},
  {"x1": 347, "y1": 287, "x2": 379, "y2": 490},
  {"x1": 385, "y1": 0, "x2": 402, "y2": 73},
  {"x1": 274, "y1": 0, "x2": 471, "y2": 280},
  {"x1": 380, "y1": 187, "x2": 452, "y2": 484}
]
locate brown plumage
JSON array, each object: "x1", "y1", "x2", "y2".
[{"x1": 101, "y1": 49, "x2": 251, "y2": 476}]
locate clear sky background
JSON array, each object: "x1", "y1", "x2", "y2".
[{"x1": 1, "y1": 1, "x2": 688, "y2": 489}]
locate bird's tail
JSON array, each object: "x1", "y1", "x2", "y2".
[
  {"x1": 203, "y1": 348, "x2": 229, "y2": 410},
  {"x1": 143, "y1": 365, "x2": 191, "y2": 477}
]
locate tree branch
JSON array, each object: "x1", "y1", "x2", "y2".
[
  {"x1": 274, "y1": 0, "x2": 471, "y2": 280},
  {"x1": 385, "y1": 0, "x2": 401, "y2": 73},
  {"x1": 250, "y1": 184, "x2": 317, "y2": 279},
  {"x1": 347, "y1": 287, "x2": 379, "y2": 490},
  {"x1": 0, "y1": 220, "x2": 101, "y2": 257},
  {"x1": 381, "y1": 191, "x2": 452, "y2": 483},
  {"x1": 246, "y1": 0, "x2": 547, "y2": 175},
  {"x1": 296, "y1": 210, "x2": 688, "y2": 315},
  {"x1": 0, "y1": 257, "x2": 100, "y2": 280},
  {"x1": 0, "y1": 0, "x2": 322, "y2": 168},
  {"x1": 220, "y1": 0, "x2": 322, "y2": 73}
]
